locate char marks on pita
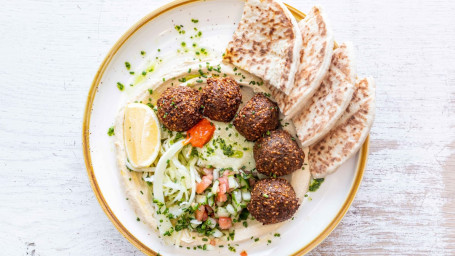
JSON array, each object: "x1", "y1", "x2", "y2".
[
  {"x1": 293, "y1": 43, "x2": 356, "y2": 148},
  {"x1": 309, "y1": 77, "x2": 376, "y2": 178},
  {"x1": 270, "y1": 6, "x2": 334, "y2": 118},
  {"x1": 223, "y1": 0, "x2": 302, "y2": 95}
]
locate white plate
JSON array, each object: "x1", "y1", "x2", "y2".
[{"x1": 82, "y1": 0, "x2": 369, "y2": 255}]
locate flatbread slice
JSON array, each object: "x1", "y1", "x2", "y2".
[
  {"x1": 223, "y1": 0, "x2": 302, "y2": 95},
  {"x1": 309, "y1": 77, "x2": 376, "y2": 178},
  {"x1": 270, "y1": 6, "x2": 334, "y2": 118},
  {"x1": 293, "y1": 42, "x2": 356, "y2": 148}
]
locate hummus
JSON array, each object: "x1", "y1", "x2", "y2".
[{"x1": 113, "y1": 60, "x2": 311, "y2": 247}]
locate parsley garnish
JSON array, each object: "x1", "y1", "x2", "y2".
[
  {"x1": 116, "y1": 82, "x2": 124, "y2": 91},
  {"x1": 107, "y1": 127, "x2": 115, "y2": 136}
]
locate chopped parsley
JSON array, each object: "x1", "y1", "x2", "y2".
[
  {"x1": 175, "y1": 25, "x2": 185, "y2": 34},
  {"x1": 125, "y1": 62, "x2": 131, "y2": 70},
  {"x1": 190, "y1": 148, "x2": 199, "y2": 158},
  {"x1": 309, "y1": 178, "x2": 325, "y2": 192},
  {"x1": 191, "y1": 18, "x2": 199, "y2": 23},
  {"x1": 107, "y1": 126, "x2": 115, "y2": 136},
  {"x1": 171, "y1": 132, "x2": 184, "y2": 144},
  {"x1": 214, "y1": 137, "x2": 235, "y2": 157},
  {"x1": 116, "y1": 82, "x2": 124, "y2": 91}
]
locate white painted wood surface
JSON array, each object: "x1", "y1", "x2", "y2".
[{"x1": 0, "y1": 0, "x2": 454, "y2": 255}]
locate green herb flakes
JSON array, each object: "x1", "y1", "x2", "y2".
[
  {"x1": 107, "y1": 127, "x2": 115, "y2": 136},
  {"x1": 309, "y1": 178, "x2": 325, "y2": 192},
  {"x1": 117, "y1": 82, "x2": 124, "y2": 91}
]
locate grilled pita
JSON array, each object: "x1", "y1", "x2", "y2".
[
  {"x1": 309, "y1": 77, "x2": 376, "y2": 178},
  {"x1": 271, "y1": 6, "x2": 334, "y2": 118},
  {"x1": 293, "y1": 43, "x2": 356, "y2": 148},
  {"x1": 223, "y1": 0, "x2": 302, "y2": 95}
]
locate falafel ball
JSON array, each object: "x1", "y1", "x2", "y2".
[
  {"x1": 254, "y1": 130, "x2": 304, "y2": 177},
  {"x1": 233, "y1": 93, "x2": 279, "y2": 141},
  {"x1": 247, "y1": 178, "x2": 299, "y2": 224},
  {"x1": 201, "y1": 77, "x2": 242, "y2": 122},
  {"x1": 157, "y1": 86, "x2": 202, "y2": 131}
]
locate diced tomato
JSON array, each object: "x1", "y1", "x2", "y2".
[
  {"x1": 218, "y1": 176, "x2": 229, "y2": 190},
  {"x1": 216, "y1": 177, "x2": 228, "y2": 202},
  {"x1": 218, "y1": 217, "x2": 232, "y2": 229},
  {"x1": 240, "y1": 250, "x2": 248, "y2": 256},
  {"x1": 196, "y1": 174, "x2": 213, "y2": 194},
  {"x1": 202, "y1": 211, "x2": 208, "y2": 221},
  {"x1": 210, "y1": 239, "x2": 216, "y2": 246},
  {"x1": 219, "y1": 183, "x2": 227, "y2": 194},
  {"x1": 195, "y1": 205, "x2": 206, "y2": 221},
  {"x1": 186, "y1": 119, "x2": 216, "y2": 148},
  {"x1": 216, "y1": 193, "x2": 227, "y2": 203}
]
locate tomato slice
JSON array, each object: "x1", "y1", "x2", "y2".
[{"x1": 186, "y1": 119, "x2": 215, "y2": 148}]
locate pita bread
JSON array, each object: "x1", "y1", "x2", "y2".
[
  {"x1": 223, "y1": 0, "x2": 302, "y2": 95},
  {"x1": 270, "y1": 6, "x2": 334, "y2": 118},
  {"x1": 309, "y1": 77, "x2": 376, "y2": 178},
  {"x1": 293, "y1": 43, "x2": 356, "y2": 148}
]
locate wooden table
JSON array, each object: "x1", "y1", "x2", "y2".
[{"x1": 1, "y1": 0, "x2": 454, "y2": 255}]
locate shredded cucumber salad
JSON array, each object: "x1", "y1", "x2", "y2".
[{"x1": 127, "y1": 124, "x2": 258, "y2": 246}]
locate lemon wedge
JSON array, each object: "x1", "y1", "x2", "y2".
[{"x1": 123, "y1": 103, "x2": 161, "y2": 168}]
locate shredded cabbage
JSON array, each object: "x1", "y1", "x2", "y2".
[{"x1": 147, "y1": 132, "x2": 201, "y2": 241}]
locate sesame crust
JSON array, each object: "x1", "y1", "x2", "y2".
[
  {"x1": 247, "y1": 178, "x2": 299, "y2": 225},
  {"x1": 254, "y1": 130, "x2": 304, "y2": 177},
  {"x1": 201, "y1": 77, "x2": 242, "y2": 122},
  {"x1": 157, "y1": 86, "x2": 203, "y2": 131},
  {"x1": 233, "y1": 93, "x2": 280, "y2": 141}
]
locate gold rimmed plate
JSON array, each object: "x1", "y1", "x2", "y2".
[{"x1": 82, "y1": 0, "x2": 369, "y2": 255}]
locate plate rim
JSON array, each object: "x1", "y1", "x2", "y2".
[{"x1": 82, "y1": 0, "x2": 369, "y2": 255}]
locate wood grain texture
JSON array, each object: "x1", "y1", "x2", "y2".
[{"x1": 0, "y1": 0, "x2": 454, "y2": 255}]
